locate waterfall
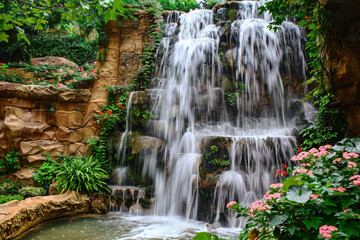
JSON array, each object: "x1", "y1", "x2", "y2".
[{"x1": 116, "y1": 0, "x2": 315, "y2": 227}]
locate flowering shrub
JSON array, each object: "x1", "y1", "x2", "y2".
[
  {"x1": 0, "y1": 178, "x2": 26, "y2": 195},
  {"x1": 227, "y1": 141, "x2": 360, "y2": 239},
  {"x1": 0, "y1": 60, "x2": 97, "y2": 89}
]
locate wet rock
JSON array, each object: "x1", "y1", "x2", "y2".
[{"x1": 0, "y1": 191, "x2": 90, "y2": 240}]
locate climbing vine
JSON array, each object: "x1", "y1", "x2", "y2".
[
  {"x1": 88, "y1": 0, "x2": 164, "y2": 164},
  {"x1": 259, "y1": 0, "x2": 348, "y2": 150}
]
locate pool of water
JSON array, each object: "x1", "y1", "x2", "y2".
[{"x1": 20, "y1": 213, "x2": 240, "y2": 240}]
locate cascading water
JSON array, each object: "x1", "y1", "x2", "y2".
[{"x1": 117, "y1": 0, "x2": 315, "y2": 229}]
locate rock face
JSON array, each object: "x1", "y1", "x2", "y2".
[
  {"x1": 0, "y1": 191, "x2": 91, "y2": 240},
  {"x1": 324, "y1": 0, "x2": 360, "y2": 135},
  {"x1": 0, "y1": 82, "x2": 91, "y2": 168}
]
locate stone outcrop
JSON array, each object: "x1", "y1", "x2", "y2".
[
  {"x1": 323, "y1": 0, "x2": 360, "y2": 136},
  {"x1": 0, "y1": 82, "x2": 91, "y2": 167},
  {"x1": 0, "y1": 191, "x2": 91, "y2": 240},
  {"x1": 32, "y1": 56, "x2": 79, "y2": 69}
]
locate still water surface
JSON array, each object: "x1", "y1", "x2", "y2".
[{"x1": 21, "y1": 213, "x2": 239, "y2": 240}]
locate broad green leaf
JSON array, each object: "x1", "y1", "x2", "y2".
[
  {"x1": 282, "y1": 175, "x2": 303, "y2": 193},
  {"x1": 269, "y1": 214, "x2": 288, "y2": 227},
  {"x1": 0, "y1": 31, "x2": 9, "y2": 42},
  {"x1": 286, "y1": 185, "x2": 312, "y2": 204}
]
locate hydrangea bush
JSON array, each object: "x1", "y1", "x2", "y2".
[{"x1": 227, "y1": 140, "x2": 360, "y2": 239}]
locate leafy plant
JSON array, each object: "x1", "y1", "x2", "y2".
[
  {"x1": 0, "y1": 194, "x2": 24, "y2": 204},
  {"x1": 0, "y1": 151, "x2": 20, "y2": 175},
  {"x1": 228, "y1": 143, "x2": 360, "y2": 239},
  {"x1": 56, "y1": 155, "x2": 110, "y2": 195},
  {"x1": 33, "y1": 156, "x2": 63, "y2": 188},
  {"x1": 0, "y1": 178, "x2": 26, "y2": 195},
  {"x1": 0, "y1": 60, "x2": 97, "y2": 89},
  {"x1": 19, "y1": 187, "x2": 47, "y2": 198},
  {"x1": 205, "y1": 145, "x2": 230, "y2": 167}
]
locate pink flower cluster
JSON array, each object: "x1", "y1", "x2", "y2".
[
  {"x1": 331, "y1": 187, "x2": 347, "y2": 192},
  {"x1": 263, "y1": 192, "x2": 281, "y2": 200},
  {"x1": 269, "y1": 183, "x2": 283, "y2": 189},
  {"x1": 249, "y1": 200, "x2": 271, "y2": 214},
  {"x1": 226, "y1": 201, "x2": 237, "y2": 208},
  {"x1": 348, "y1": 161, "x2": 357, "y2": 168},
  {"x1": 291, "y1": 146, "x2": 331, "y2": 161},
  {"x1": 300, "y1": 163, "x2": 311, "y2": 167},
  {"x1": 292, "y1": 168, "x2": 313, "y2": 176},
  {"x1": 343, "y1": 152, "x2": 359, "y2": 160},
  {"x1": 350, "y1": 175, "x2": 360, "y2": 186},
  {"x1": 332, "y1": 158, "x2": 342, "y2": 164},
  {"x1": 319, "y1": 225, "x2": 338, "y2": 239}
]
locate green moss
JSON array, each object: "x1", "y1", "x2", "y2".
[
  {"x1": 139, "y1": 198, "x2": 152, "y2": 209},
  {"x1": 19, "y1": 187, "x2": 47, "y2": 198},
  {"x1": 229, "y1": 10, "x2": 237, "y2": 22}
]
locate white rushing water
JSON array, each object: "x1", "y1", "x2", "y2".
[{"x1": 118, "y1": 0, "x2": 314, "y2": 230}]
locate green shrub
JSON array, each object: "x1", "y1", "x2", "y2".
[
  {"x1": 0, "y1": 30, "x2": 98, "y2": 66},
  {"x1": 56, "y1": 155, "x2": 109, "y2": 195},
  {"x1": 227, "y1": 141, "x2": 360, "y2": 239},
  {"x1": 139, "y1": 198, "x2": 152, "y2": 209},
  {"x1": 0, "y1": 194, "x2": 24, "y2": 204},
  {"x1": 0, "y1": 178, "x2": 25, "y2": 195},
  {"x1": 19, "y1": 187, "x2": 47, "y2": 198},
  {"x1": 33, "y1": 156, "x2": 62, "y2": 188},
  {"x1": 0, "y1": 151, "x2": 20, "y2": 175}
]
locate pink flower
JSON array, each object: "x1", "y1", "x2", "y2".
[
  {"x1": 347, "y1": 161, "x2": 357, "y2": 168},
  {"x1": 350, "y1": 175, "x2": 360, "y2": 181},
  {"x1": 292, "y1": 168, "x2": 309, "y2": 176},
  {"x1": 226, "y1": 201, "x2": 236, "y2": 208},
  {"x1": 300, "y1": 163, "x2": 311, "y2": 167},
  {"x1": 269, "y1": 183, "x2": 283, "y2": 189},
  {"x1": 331, "y1": 187, "x2": 347, "y2": 192},
  {"x1": 249, "y1": 201, "x2": 270, "y2": 214},
  {"x1": 309, "y1": 148, "x2": 319, "y2": 155},
  {"x1": 343, "y1": 209, "x2": 349, "y2": 212},
  {"x1": 343, "y1": 152, "x2": 359, "y2": 160},
  {"x1": 354, "y1": 180, "x2": 360, "y2": 186},
  {"x1": 310, "y1": 194, "x2": 321, "y2": 199},
  {"x1": 319, "y1": 225, "x2": 338, "y2": 239},
  {"x1": 263, "y1": 193, "x2": 281, "y2": 200},
  {"x1": 332, "y1": 158, "x2": 342, "y2": 164}
]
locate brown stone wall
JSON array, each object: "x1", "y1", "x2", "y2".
[
  {"x1": 0, "y1": 82, "x2": 91, "y2": 166},
  {"x1": 82, "y1": 10, "x2": 152, "y2": 140},
  {"x1": 324, "y1": 0, "x2": 360, "y2": 136}
]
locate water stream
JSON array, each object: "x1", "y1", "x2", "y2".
[{"x1": 22, "y1": 1, "x2": 316, "y2": 239}]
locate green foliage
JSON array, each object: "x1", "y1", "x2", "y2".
[
  {"x1": 0, "y1": 0, "x2": 133, "y2": 44},
  {"x1": 0, "y1": 60, "x2": 97, "y2": 89},
  {"x1": 300, "y1": 92, "x2": 348, "y2": 150},
  {"x1": 157, "y1": 0, "x2": 199, "y2": 12},
  {"x1": 19, "y1": 187, "x2": 47, "y2": 198},
  {"x1": 228, "y1": 10, "x2": 237, "y2": 22},
  {"x1": 205, "y1": 145, "x2": 230, "y2": 167},
  {"x1": 259, "y1": 0, "x2": 348, "y2": 150},
  {"x1": 33, "y1": 156, "x2": 63, "y2": 187},
  {"x1": 203, "y1": 0, "x2": 221, "y2": 10},
  {"x1": 0, "y1": 194, "x2": 24, "y2": 204},
  {"x1": 224, "y1": 82, "x2": 245, "y2": 106},
  {"x1": 332, "y1": 138, "x2": 360, "y2": 153},
  {"x1": 139, "y1": 197, "x2": 152, "y2": 209},
  {"x1": 0, "y1": 151, "x2": 20, "y2": 175},
  {"x1": 0, "y1": 30, "x2": 98, "y2": 65},
  {"x1": 229, "y1": 143, "x2": 360, "y2": 239},
  {"x1": 193, "y1": 232, "x2": 230, "y2": 240},
  {"x1": 56, "y1": 155, "x2": 110, "y2": 195},
  {"x1": 0, "y1": 178, "x2": 26, "y2": 195}
]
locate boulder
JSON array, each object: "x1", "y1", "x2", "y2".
[
  {"x1": 0, "y1": 191, "x2": 91, "y2": 240},
  {"x1": 9, "y1": 168, "x2": 36, "y2": 186},
  {"x1": 32, "y1": 56, "x2": 79, "y2": 69}
]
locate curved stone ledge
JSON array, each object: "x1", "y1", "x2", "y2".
[
  {"x1": 0, "y1": 191, "x2": 91, "y2": 240},
  {"x1": 0, "y1": 81, "x2": 91, "y2": 103}
]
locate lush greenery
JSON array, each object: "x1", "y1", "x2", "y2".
[
  {"x1": 0, "y1": 59, "x2": 97, "y2": 88},
  {"x1": 259, "y1": 0, "x2": 348, "y2": 150},
  {"x1": 0, "y1": 178, "x2": 26, "y2": 195},
  {"x1": 33, "y1": 155, "x2": 63, "y2": 188},
  {"x1": 19, "y1": 187, "x2": 47, "y2": 198},
  {"x1": 0, "y1": 151, "x2": 20, "y2": 175},
  {"x1": 0, "y1": 194, "x2": 24, "y2": 204},
  {"x1": 205, "y1": 145, "x2": 230, "y2": 168},
  {"x1": 88, "y1": 0, "x2": 163, "y2": 163},
  {"x1": 224, "y1": 140, "x2": 360, "y2": 239},
  {"x1": 0, "y1": 29, "x2": 98, "y2": 65},
  {"x1": 56, "y1": 155, "x2": 109, "y2": 195}
]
